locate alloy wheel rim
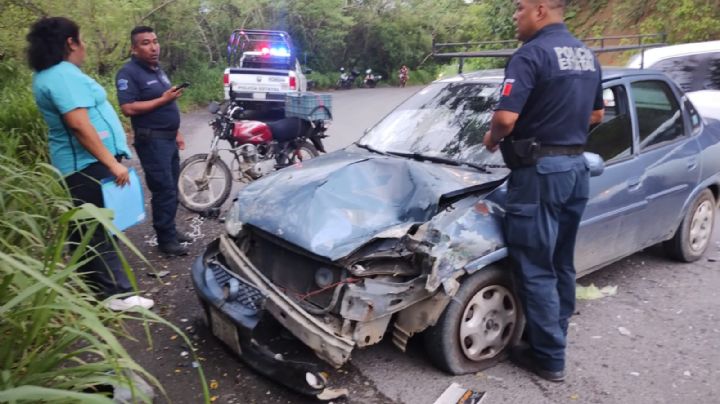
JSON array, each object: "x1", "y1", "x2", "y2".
[
  {"x1": 689, "y1": 200, "x2": 714, "y2": 253},
  {"x1": 459, "y1": 284, "x2": 516, "y2": 361}
]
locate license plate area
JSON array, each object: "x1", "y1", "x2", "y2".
[
  {"x1": 252, "y1": 92, "x2": 267, "y2": 100},
  {"x1": 210, "y1": 308, "x2": 242, "y2": 355}
]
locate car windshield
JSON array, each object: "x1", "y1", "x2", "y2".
[{"x1": 358, "y1": 81, "x2": 506, "y2": 167}]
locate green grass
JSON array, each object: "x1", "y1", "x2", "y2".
[{"x1": 0, "y1": 61, "x2": 210, "y2": 403}]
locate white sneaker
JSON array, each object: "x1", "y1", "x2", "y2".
[{"x1": 107, "y1": 295, "x2": 155, "y2": 311}]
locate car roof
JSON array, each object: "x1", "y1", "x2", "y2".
[
  {"x1": 437, "y1": 67, "x2": 664, "y2": 84},
  {"x1": 626, "y1": 40, "x2": 720, "y2": 68}
]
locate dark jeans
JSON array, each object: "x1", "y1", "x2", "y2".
[
  {"x1": 504, "y1": 155, "x2": 589, "y2": 372},
  {"x1": 65, "y1": 161, "x2": 132, "y2": 298},
  {"x1": 133, "y1": 135, "x2": 180, "y2": 245}
]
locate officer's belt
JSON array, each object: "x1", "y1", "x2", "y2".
[
  {"x1": 536, "y1": 145, "x2": 584, "y2": 157},
  {"x1": 134, "y1": 127, "x2": 177, "y2": 139}
]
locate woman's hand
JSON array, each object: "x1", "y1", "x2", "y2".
[{"x1": 109, "y1": 162, "x2": 130, "y2": 186}]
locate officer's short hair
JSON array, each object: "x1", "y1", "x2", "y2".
[{"x1": 130, "y1": 26, "x2": 154, "y2": 46}]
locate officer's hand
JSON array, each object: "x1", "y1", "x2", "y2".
[
  {"x1": 162, "y1": 87, "x2": 183, "y2": 103},
  {"x1": 176, "y1": 132, "x2": 186, "y2": 150},
  {"x1": 483, "y1": 130, "x2": 499, "y2": 153},
  {"x1": 110, "y1": 162, "x2": 130, "y2": 186}
]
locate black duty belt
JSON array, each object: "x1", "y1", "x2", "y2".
[
  {"x1": 134, "y1": 127, "x2": 177, "y2": 139},
  {"x1": 536, "y1": 145, "x2": 584, "y2": 157}
]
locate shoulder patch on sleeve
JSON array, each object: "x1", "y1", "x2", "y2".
[
  {"x1": 117, "y1": 78, "x2": 129, "y2": 91},
  {"x1": 502, "y1": 79, "x2": 515, "y2": 97}
]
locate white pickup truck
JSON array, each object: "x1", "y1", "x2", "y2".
[{"x1": 223, "y1": 29, "x2": 308, "y2": 112}]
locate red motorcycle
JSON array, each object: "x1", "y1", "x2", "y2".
[{"x1": 178, "y1": 101, "x2": 329, "y2": 213}]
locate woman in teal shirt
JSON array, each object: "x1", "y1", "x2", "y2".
[{"x1": 28, "y1": 17, "x2": 152, "y2": 311}]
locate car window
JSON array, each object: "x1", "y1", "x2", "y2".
[
  {"x1": 586, "y1": 85, "x2": 633, "y2": 163},
  {"x1": 651, "y1": 52, "x2": 720, "y2": 92},
  {"x1": 631, "y1": 80, "x2": 684, "y2": 150},
  {"x1": 704, "y1": 52, "x2": 720, "y2": 90}
]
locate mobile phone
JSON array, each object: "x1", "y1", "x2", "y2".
[{"x1": 175, "y1": 82, "x2": 191, "y2": 90}]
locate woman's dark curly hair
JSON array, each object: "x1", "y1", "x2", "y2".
[{"x1": 26, "y1": 17, "x2": 80, "y2": 72}]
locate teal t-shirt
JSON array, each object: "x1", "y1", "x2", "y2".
[{"x1": 32, "y1": 61, "x2": 132, "y2": 175}]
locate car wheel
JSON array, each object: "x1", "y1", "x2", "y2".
[
  {"x1": 665, "y1": 189, "x2": 716, "y2": 262},
  {"x1": 423, "y1": 267, "x2": 523, "y2": 375}
]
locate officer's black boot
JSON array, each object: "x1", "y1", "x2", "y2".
[{"x1": 158, "y1": 242, "x2": 189, "y2": 257}]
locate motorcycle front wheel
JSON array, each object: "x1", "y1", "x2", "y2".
[{"x1": 178, "y1": 153, "x2": 232, "y2": 213}]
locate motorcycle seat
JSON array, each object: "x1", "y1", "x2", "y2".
[{"x1": 268, "y1": 117, "x2": 312, "y2": 142}]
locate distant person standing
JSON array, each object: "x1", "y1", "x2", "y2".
[
  {"x1": 28, "y1": 16, "x2": 153, "y2": 311},
  {"x1": 399, "y1": 65, "x2": 409, "y2": 88},
  {"x1": 116, "y1": 26, "x2": 190, "y2": 256}
]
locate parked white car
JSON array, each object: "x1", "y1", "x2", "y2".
[{"x1": 627, "y1": 40, "x2": 720, "y2": 119}]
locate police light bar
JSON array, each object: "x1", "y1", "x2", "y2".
[{"x1": 258, "y1": 45, "x2": 290, "y2": 57}]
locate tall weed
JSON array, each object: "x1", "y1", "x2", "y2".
[{"x1": 0, "y1": 60, "x2": 210, "y2": 402}]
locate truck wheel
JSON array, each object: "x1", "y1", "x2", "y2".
[
  {"x1": 664, "y1": 189, "x2": 716, "y2": 262},
  {"x1": 178, "y1": 153, "x2": 232, "y2": 213},
  {"x1": 424, "y1": 267, "x2": 523, "y2": 375}
]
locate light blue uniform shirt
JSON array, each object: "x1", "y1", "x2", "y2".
[{"x1": 32, "y1": 61, "x2": 132, "y2": 175}]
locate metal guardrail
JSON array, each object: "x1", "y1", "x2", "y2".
[{"x1": 433, "y1": 33, "x2": 667, "y2": 73}]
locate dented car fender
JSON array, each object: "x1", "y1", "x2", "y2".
[{"x1": 411, "y1": 195, "x2": 508, "y2": 296}]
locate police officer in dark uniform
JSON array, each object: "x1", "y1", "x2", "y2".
[
  {"x1": 116, "y1": 26, "x2": 189, "y2": 256},
  {"x1": 482, "y1": 0, "x2": 604, "y2": 382}
]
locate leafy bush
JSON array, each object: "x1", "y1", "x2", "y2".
[
  {"x1": 172, "y1": 63, "x2": 225, "y2": 110},
  {"x1": 0, "y1": 61, "x2": 209, "y2": 403}
]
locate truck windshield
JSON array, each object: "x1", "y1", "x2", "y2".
[{"x1": 358, "y1": 82, "x2": 505, "y2": 166}]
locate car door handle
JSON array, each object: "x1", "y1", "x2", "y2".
[
  {"x1": 687, "y1": 157, "x2": 698, "y2": 171},
  {"x1": 628, "y1": 176, "x2": 642, "y2": 191}
]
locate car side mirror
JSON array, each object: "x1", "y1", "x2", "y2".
[{"x1": 583, "y1": 152, "x2": 605, "y2": 177}]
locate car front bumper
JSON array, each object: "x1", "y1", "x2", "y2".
[{"x1": 191, "y1": 235, "x2": 353, "y2": 398}]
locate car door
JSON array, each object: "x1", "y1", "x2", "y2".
[
  {"x1": 627, "y1": 78, "x2": 702, "y2": 247},
  {"x1": 575, "y1": 81, "x2": 649, "y2": 273}
]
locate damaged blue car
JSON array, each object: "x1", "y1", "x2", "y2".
[{"x1": 191, "y1": 68, "x2": 720, "y2": 399}]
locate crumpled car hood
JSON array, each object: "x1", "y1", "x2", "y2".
[{"x1": 236, "y1": 147, "x2": 506, "y2": 260}]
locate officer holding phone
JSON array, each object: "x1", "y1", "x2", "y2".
[{"x1": 116, "y1": 25, "x2": 190, "y2": 256}]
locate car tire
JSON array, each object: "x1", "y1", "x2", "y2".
[
  {"x1": 664, "y1": 189, "x2": 716, "y2": 262},
  {"x1": 423, "y1": 267, "x2": 523, "y2": 375}
]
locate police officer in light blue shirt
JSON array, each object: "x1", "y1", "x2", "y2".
[
  {"x1": 483, "y1": 0, "x2": 604, "y2": 382},
  {"x1": 28, "y1": 16, "x2": 153, "y2": 311},
  {"x1": 116, "y1": 26, "x2": 189, "y2": 257}
]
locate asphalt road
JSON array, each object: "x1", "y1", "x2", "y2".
[{"x1": 126, "y1": 86, "x2": 720, "y2": 404}]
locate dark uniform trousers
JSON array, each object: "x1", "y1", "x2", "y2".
[
  {"x1": 133, "y1": 133, "x2": 180, "y2": 246},
  {"x1": 504, "y1": 155, "x2": 589, "y2": 372},
  {"x1": 65, "y1": 161, "x2": 132, "y2": 298}
]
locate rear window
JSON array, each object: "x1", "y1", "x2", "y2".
[
  {"x1": 631, "y1": 80, "x2": 685, "y2": 150},
  {"x1": 651, "y1": 52, "x2": 720, "y2": 92}
]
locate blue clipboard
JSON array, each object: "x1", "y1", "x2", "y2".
[{"x1": 101, "y1": 167, "x2": 146, "y2": 231}]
